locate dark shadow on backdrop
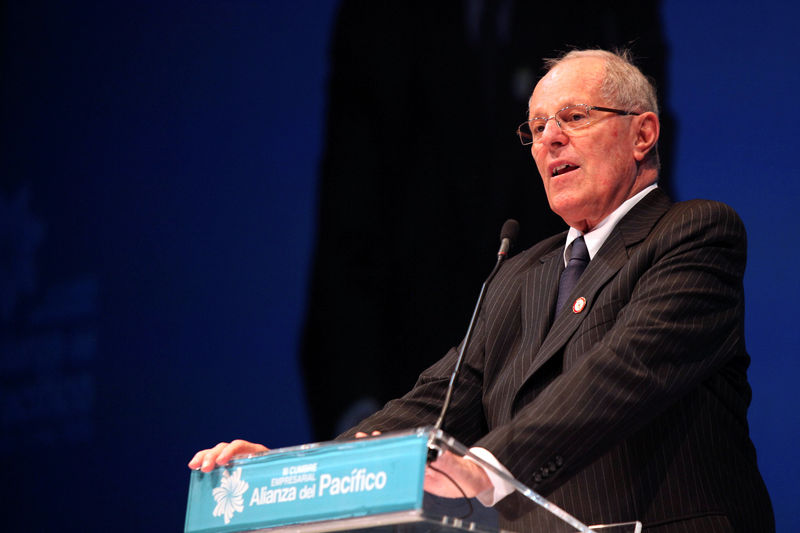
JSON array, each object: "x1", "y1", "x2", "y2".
[{"x1": 301, "y1": 0, "x2": 675, "y2": 440}]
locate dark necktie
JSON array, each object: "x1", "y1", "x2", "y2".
[{"x1": 556, "y1": 236, "x2": 590, "y2": 313}]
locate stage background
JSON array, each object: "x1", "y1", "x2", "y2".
[{"x1": 1, "y1": 1, "x2": 796, "y2": 531}]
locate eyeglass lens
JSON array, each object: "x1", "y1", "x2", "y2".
[{"x1": 518, "y1": 105, "x2": 596, "y2": 145}]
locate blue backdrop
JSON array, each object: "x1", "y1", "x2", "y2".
[
  {"x1": 1, "y1": 1, "x2": 796, "y2": 531},
  {"x1": 662, "y1": 2, "x2": 800, "y2": 529}
]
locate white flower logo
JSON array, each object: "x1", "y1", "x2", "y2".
[{"x1": 212, "y1": 467, "x2": 249, "y2": 524}]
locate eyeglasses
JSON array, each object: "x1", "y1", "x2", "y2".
[{"x1": 516, "y1": 104, "x2": 637, "y2": 145}]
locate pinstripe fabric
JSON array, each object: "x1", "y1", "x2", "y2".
[{"x1": 346, "y1": 189, "x2": 774, "y2": 532}]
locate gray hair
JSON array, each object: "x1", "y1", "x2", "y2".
[{"x1": 543, "y1": 49, "x2": 660, "y2": 170}]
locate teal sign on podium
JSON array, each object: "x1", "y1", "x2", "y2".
[
  {"x1": 185, "y1": 430, "x2": 428, "y2": 533},
  {"x1": 185, "y1": 428, "x2": 642, "y2": 533}
]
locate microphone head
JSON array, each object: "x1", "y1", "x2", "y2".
[{"x1": 500, "y1": 219, "x2": 520, "y2": 246}]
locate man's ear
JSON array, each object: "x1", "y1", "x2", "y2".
[{"x1": 633, "y1": 111, "x2": 659, "y2": 162}]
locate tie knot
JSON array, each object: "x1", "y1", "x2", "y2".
[{"x1": 569, "y1": 236, "x2": 589, "y2": 263}]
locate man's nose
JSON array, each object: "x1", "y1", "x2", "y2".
[{"x1": 539, "y1": 118, "x2": 566, "y2": 144}]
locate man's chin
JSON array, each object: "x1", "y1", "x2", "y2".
[
  {"x1": 550, "y1": 205, "x2": 592, "y2": 232},
  {"x1": 549, "y1": 198, "x2": 580, "y2": 221}
]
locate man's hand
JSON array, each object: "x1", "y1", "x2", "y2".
[
  {"x1": 353, "y1": 433, "x2": 492, "y2": 498},
  {"x1": 425, "y1": 451, "x2": 492, "y2": 498},
  {"x1": 188, "y1": 440, "x2": 269, "y2": 473}
]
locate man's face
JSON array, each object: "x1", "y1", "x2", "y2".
[{"x1": 529, "y1": 57, "x2": 649, "y2": 232}]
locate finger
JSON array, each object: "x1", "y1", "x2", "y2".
[
  {"x1": 188, "y1": 443, "x2": 228, "y2": 471},
  {"x1": 188, "y1": 449, "x2": 211, "y2": 469},
  {"x1": 216, "y1": 441, "x2": 242, "y2": 465},
  {"x1": 216, "y1": 439, "x2": 267, "y2": 465},
  {"x1": 354, "y1": 430, "x2": 381, "y2": 439},
  {"x1": 201, "y1": 442, "x2": 230, "y2": 472}
]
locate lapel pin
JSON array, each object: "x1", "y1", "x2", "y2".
[{"x1": 572, "y1": 297, "x2": 587, "y2": 314}]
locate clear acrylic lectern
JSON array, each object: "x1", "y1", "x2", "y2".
[{"x1": 185, "y1": 427, "x2": 641, "y2": 533}]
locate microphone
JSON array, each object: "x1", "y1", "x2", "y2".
[
  {"x1": 498, "y1": 218, "x2": 520, "y2": 259},
  {"x1": 428, "y1": 219, "x2": 519, "y2": 461}
]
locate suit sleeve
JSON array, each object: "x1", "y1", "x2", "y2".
[{"x1": 476, "y1": 201, "x2": 749, "y2": 504}]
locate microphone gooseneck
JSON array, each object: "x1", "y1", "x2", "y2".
[{"x1": 428, "y1": 219, "x2": 519, "y2": 462}]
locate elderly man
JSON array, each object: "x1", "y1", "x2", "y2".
[{"x1": 190, "y1": 50, "x2": 773, "y2": 532}]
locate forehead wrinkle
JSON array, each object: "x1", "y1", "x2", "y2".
[{"x1": 528, "y1": 58, "x2": 605, "y2": 117}]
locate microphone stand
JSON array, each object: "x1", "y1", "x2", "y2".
[{"x1": 427, "y1": 221, "x2": 518, "y2": 462}]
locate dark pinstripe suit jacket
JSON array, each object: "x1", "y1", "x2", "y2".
[{"x1": 347, "y1": 189, "x2": 774, "y2": 532}]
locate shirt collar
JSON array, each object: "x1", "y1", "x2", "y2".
[{"x1": 563, "y1": 184, "x2": 658, "y2": 266}]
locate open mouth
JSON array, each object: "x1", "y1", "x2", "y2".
[{"x1": 552, "y1": 164, "x2": 579, "y2": 177}]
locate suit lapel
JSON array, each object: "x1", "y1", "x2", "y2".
[
  {"x1": 522, "y1": 248, "x2": 563, "y2": 350},
  {"x1": 506, "y1": 235, "x2": 564, "y2": 393},
  {"x1": 516, "y1": 188, "x2": 673, "y2": 392}
]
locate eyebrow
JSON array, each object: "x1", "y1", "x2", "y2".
[{"x1": 530, "y1": 102, "x2": 578, "y2": 118}]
